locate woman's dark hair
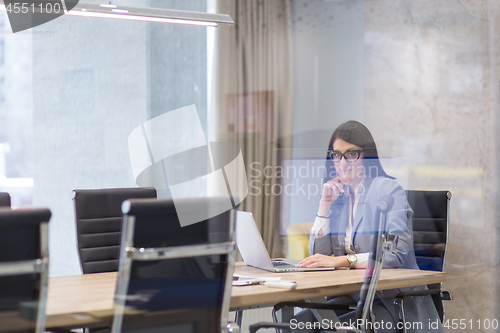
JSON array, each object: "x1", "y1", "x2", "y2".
[{"x1": 325, "y1": 120, "x2": 393, "y2": 180}]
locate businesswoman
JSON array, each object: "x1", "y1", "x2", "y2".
[{"x1": 295, "y1": 120, "x2": 443, "y2": 333}]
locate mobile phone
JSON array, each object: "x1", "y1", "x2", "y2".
[{"x1": 232, "y1": 279, "x2": 263, "y2": 287}]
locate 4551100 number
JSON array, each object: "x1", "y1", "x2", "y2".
[
  {"x1": 443, "y1": 319, "x2": 498, "y2": 330},
  {"x1": 5, "y1": 2, "x2": 63, "y2": 14}
]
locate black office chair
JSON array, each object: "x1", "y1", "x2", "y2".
[
  {"x1": 394, "y1": 190, "x2": 452, "y2": 332},
  {"x1": 72, "y1": 187, "x2": 157, "y2": 274},
  {"x1": 0, "y1": 192, "x2": 11, "y2": 208},
  {"x1": 250, "y1": 196, "x2": 397, "y2": 333},
  {"x1": 111, "y1": 197, "x2": 238, "y2": 333},
  {"x1": 0, "y1": 208, "x2": 51, "y2": 333}
]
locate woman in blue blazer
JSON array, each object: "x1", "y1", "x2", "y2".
[{"x1": 295, "y1": 120, "x2": 443, "y2": 333}]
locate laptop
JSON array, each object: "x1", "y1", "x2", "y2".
[{"x1": 236, "y1": 211, "x2": 335, "y2": 272}]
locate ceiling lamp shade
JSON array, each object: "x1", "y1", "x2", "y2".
[
  {"x1": 65, "y1": 2, "x2": 233, "y2": 26},
  {"x1": 0, "y1": 1, "x2": 233, "y2": 32}
]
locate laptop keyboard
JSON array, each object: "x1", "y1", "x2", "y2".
[{"x1": 272, "y1": 261, "x2": 296, "y2": 268}]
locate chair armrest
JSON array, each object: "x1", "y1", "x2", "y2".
[
  {"x1": 274, "y1": 301, "x2": 352, "y2": 312},
  {"x1": 227, "y1": 321, "x2": 240, "y2": 333},
  {"x1": 441, "y1": 289, "x2": 453, "y2": 301},
  {"x1": 249, "y1": 322, "x2": 362, "y2": 333},
  {"x1": 394, "y1": 288, "x2": 453, "y2": 302},
  {"x1": 249, "y1": 322, "x2": 292, "y2": 333}
]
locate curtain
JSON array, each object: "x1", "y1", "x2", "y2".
[{"x1": 210, "y1": 0, "x2": 294, "y2": 257}]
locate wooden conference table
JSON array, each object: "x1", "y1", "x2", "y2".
[{"x1": 45, "y1": 262, "x2": 446, "y2": 329}]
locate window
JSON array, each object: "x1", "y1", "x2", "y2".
[{"x1": 0, "y1": 1, "x2": 209, "y2": 276}]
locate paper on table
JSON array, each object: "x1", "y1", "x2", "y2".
[{"x1": 237, "y1": 276, "x2": 281, "y2": 281}]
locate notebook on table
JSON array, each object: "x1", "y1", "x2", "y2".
[{"x1": 235, "y1": 211, "x2": 335, "y2": 272}]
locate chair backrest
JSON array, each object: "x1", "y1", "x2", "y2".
[
  {"x1": 406, "y1": 190, "x2": 451, "y2": 272},
  {"x1": 72, "y1": 187, "x2": 157, "y2": 274},
  {"x1": 112, "y1": 198, "x2": 236, "y2": 333},
  {"x1": 0, "y1": 208, "x2": 51, "y2": 333},
  {"x1": 0, "y1": 192, "x2": 11, "y2": 208},
  {"x1": 407, "y1": 190, "x2": 451, "y2": 321}
]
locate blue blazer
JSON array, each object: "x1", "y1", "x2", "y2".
[
  {"x1": 309, "y1": 176, "x2": 418, "y2": 269},
  {"x1": 308, "y1": 176, "x2": 444, "y2": 333}
]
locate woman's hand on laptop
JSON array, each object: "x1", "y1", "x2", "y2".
[{"x1": 296, "y1": 253, "x2": 350, "y2": 268}]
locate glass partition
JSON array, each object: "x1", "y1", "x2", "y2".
[{"x1": 1, "y1": 0, "x2": 500, "y2": 330}]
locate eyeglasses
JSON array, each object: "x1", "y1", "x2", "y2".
[{"x1": 327, "y1": 149, "x2": 363, "y2": 163}]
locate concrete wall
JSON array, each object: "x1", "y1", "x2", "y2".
[
  {"x1": 364, "y1": 0, "x2": 500, "y2": 329},
  {"x1": 287, "y1": 0, "x2": 500, "y2": 327}
]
